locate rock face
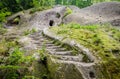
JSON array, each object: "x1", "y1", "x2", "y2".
[
  {"x1": 6, "y1": 6, "x2": 67, "y2": 30},
  {"x1": 6, "y1": 2, "x2": 120, "y2": 29},
  {"x1": 28, "y1": 6, "x2": 67, "y2": 30},
  {"x1": 63, "y1": 2, "x2": 120, "y2": 26}
]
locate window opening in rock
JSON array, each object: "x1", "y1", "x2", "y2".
[
  {"x1": 56, "y1": 13, "x2": 61, "y2": 18},
  {"x1": 49, "y1": 20, "x2": 54, "y2": 26},
  {"x1": 89, "y1": 71, "x2": 95, "y2": 78}
]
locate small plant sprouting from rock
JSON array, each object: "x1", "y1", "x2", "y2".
[
  {"x1": 23, "y1": 28, "x2": 37, "y2": 36},
  {"x1": 63, "y1": 7, "x2": 73, "y2": 18}
]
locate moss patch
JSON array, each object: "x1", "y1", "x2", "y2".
[
  {"x1": 50, "y1": 23, "x2": 120, "y2": 61},
  {"x1": 63, "y1": 7, "x2": 73, "y2": 18},
  {"x1": 100, "y1": 58, "x2": 120, "y2": 79},
  {"x1": 50, "y1": 23, "x2": 120, "y2": 78}
]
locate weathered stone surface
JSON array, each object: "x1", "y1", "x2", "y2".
[
  {"x1": 28, "y1": 6, "x2": 67, "y2": 30},
  {"x1": 43, "y1": 28, "x2": 99, "y2": 79},
  {"x1": 63, "y1": 2, "x2": 120, "y2": 26},
  {"x1": 47, "y1": 56, "x2": 84, "y2": 79}
]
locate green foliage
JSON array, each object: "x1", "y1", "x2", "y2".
[
  {"x1": 6, "y1": 46, "x2": 34, "y2": 65},
  {"x1": 100, "y1": 58, "x2": 120, "y2": 79},
  {"x1": 55, "y1": 0, "x2": 92, "y2": 8},
  {"x1": 0, "y1": 0, "x2": 120, "y2": 16},
  {"x1": 7, "y1": 47, "x2": 24, "y2": 65},
  {"x1": 0, "y1": 38, "x2": 34, "y2": 79},
  {"x1": 63, "y1": 7, "x2": 73, "y2": 18},
  {"x1": 0, "y1": 65, "x2": 21, "y2": 79},
  {"x1": 33, "y1": 0, "x2": 40, "y2": 8},
  {"x1": 0, "y1": 8, "x2": 11, "y2": 22},
  {"x1": 0, "y1": 0, "x2": 33, "y2": 13},
  {"x1": 38, "y1": 45, "x2": 47, "y2": 61}
]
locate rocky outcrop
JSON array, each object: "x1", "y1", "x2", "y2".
[
  {"x1": 63, "y1": 2, "x2": 120, "y2": 26},
  {"x1": 4, "y1": 2, "x2": 120, "y2": 79},
  {"x1": 5, "y1": 6, "x2": 67, "y2": 30},
  {"x1": 43, "y1": 28, "x2": 98, "y2": 79},
  {"x1": 28, "y1": 6, "x2": 67, "y2": 30}
]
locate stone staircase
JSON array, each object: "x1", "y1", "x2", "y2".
[
  {"x1": 28, "y1": 31, "x2": 96, "y2": 79},
  {"x1": 29, "y1": 31, "x2": 92, "y2": 63}
]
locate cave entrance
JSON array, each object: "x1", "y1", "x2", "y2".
[
  {"x1": 89, "y1": 71, "x2": 95, "y2": 78},
  {"x1": 49, "y1": 20, "x2": 54, "y2": 26}
]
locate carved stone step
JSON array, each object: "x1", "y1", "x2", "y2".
[
  {"x1": 48, "y1": 50, "x2": 72, "y2": 55},
  {"x1": 47, "y1": 46, "x2": 61, "y2": 49},
  {"x1": 45, "y1": 43, "x2": 55, "y2": 46},
  {"x1": 55, "y1": 55, "x2": 83, "y2": 62},
  {"x1": 54, "y1": 48, "x2": 66, "y2": 51}
]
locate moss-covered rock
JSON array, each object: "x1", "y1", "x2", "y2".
[{"x1": 47, "y1": 56, "x2": 84, "y2": 79}]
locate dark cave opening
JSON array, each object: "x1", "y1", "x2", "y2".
[
  {"x1": 49, "y1": 20, "x2": 54, "y2": 26},
  {"x1": 89, "y1": 71, "x2": 95, "y2": 78}
]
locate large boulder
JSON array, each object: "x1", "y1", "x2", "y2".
[{"x1": 63, "y1": 2, "x2": 120, "y2": 26}]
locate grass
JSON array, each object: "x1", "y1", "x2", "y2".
[
  {"x1": 50, "y1": 23, "x2": 120, "y2": 61},
  {"x1": 50, "y1": 23, "x2": 120, "y2": 79}
]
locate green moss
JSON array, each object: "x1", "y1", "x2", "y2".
[
  {"x1": 100, "y1": 58, "x2": 120, "y2": 79},
  {"x1": 63, "y1": 7, "x2": 73, "y2": 18},
  {"x1": 47, "y1": 56, "x2": 60, "y2": 79},
  {"x1": 50, "y1": 23, "x2": 120, "y2": 78},
  {"x1": 23, "y1": 28, "x2": 37, "y2": 36},
  {"x1": 50, "y1": 23, "x2": 120, "y2": 61}
]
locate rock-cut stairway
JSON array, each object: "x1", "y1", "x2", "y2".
[
  {"x1": 29, "y1": 31, "x2": 96, "y2": 79},
  {"x1": 29, "y1": 31, "x2": 89, "y2": 63}
]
